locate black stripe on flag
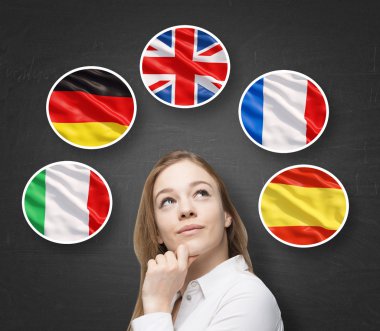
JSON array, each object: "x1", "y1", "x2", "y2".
[{"x1": 54, "y1": 69, "x2": 132, "y2": 97}]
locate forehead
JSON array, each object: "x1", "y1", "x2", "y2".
[{"x1": 153, "y1": 160, "x2": 217, "y2": 192}]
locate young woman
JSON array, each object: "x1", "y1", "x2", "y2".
[{"x1": 128, "y1": 150, "x2": 284, "y2": 331}]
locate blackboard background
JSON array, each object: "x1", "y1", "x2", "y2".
[{"x1": 1, "y1": 0, "x2": 380, "y2": 330}]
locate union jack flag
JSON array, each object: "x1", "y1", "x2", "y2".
[{"x1": 141, "y1": 26, "x2": 230, "y2": 108}]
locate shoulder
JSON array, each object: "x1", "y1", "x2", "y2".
[
  {"x1": 222, "y1": 271, "x2": 281, "y2": 313},
  {"x1": 237, "y1": 271, "x2": 275, "y2": 294},
  {"x1": 213, "y1": 272, "x2": 284, "y2": 330}
]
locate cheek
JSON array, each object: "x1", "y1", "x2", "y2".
[
  {"x1": 155, "y1": 211, "x2": 178, "y2": 241},
  {"x1": 201, "y1": 202, "x2": 226, "y2": 227},
  {"x1": 195, "y1": 206, "x2": 226, "y2": 243}
]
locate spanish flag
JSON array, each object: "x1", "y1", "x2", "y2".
[
  {"x1": 48, "y1": 68, "x2": 135, "y2": 148},
  {"x1": 260, "y1": 166, "x2": 348, "y2": 246}
]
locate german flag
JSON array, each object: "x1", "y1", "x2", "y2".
[
  {"x1": 260, "y1": 166, "x2": 348, "y2": 246},
  {"x1": 48, "y1": 68, "x2": 135, "y2": 148}
]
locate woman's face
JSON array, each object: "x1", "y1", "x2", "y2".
[{"x1": 153, "y1": 160, "x2": 232, "y2": 257}]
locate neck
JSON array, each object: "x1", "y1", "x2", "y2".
[{"x1": 180, "y1": 231, "x2": 229, "y2": 296}]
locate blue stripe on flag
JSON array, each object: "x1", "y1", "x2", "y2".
[
  {"x1": 197, "y1": 30, "x2": 217, "y2": 52},
  {"x1": 157, "y1": 31, "x2": 172, "y2": 48},
  {"x1": 241, "y1": 78, "x2": 264, "y2": 144},
  {"x1": 197, "y1": 84, "x2": 214, "y2": 103},
  {"x1": 156, "y1": 85, "x2": 172, "y2": 103}
]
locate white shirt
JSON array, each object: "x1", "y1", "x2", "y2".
[{"x1": 131, "y1": 255, "x2": 284, "y2": 331}]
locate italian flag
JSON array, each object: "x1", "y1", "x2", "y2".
[{"x1": 23, "y1": 162, "x2": 111, "y2": 244}]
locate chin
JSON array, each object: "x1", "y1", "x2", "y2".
[{"x1": 182, "y1": 240, "x2": 209, "y2": 257}]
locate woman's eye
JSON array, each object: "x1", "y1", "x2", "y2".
[
  {"x1": 160, "y1": 197, "x2": 175, "y2": 207},
  {"x1": 195, "y1": 189, "x2": 210, "y2": 197}
]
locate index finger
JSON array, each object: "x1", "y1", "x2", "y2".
[{"x1": 176, "y1": 244, "x2": 189, "y2": 270}]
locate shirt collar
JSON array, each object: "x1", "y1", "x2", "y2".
[{"x1": 195, "y1": 255, "x2": 249, "y2": 298}]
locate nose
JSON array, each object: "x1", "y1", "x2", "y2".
[{"x1": 178, "y1": 199, "x2": 197, "y2": 220}]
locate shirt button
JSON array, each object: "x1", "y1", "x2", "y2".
[
  {"x1": 186, "y1": 294, "x2": 192, "y2": 301},
  {"x1": 191, "y1": 282, "x2": 197, "y2": 287}
]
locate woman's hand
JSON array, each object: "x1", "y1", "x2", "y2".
[{"x1": 141, "y1": 244, "x2": 198, "y2": 314}]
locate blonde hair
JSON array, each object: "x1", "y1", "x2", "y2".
[{"x1": 127, "y1": 150, "x2": 253, "y2": 330}]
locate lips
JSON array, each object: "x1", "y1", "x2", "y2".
[{"x1": 177, "y1": 224, "x2": 204, "y2": 234}]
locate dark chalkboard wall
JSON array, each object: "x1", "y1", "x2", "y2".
[{"x1": 1, "y1": 0, "x2": 380, "y2": 330}]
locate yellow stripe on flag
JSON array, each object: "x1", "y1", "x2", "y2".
[
  {"x1": 53, "y1": 122, "x2": 128, "y2": 147},
  {"x1": 261, "y1": 183, "x2": 346, "y2": 230}
]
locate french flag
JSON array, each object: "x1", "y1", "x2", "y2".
[{"x1": 239, "y1": 71, "x2": 328, "y2": 153}]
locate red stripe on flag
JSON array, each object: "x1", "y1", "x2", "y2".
[
  {"x1": 49, "y1": 91, "x2": 134, "y2": 126},
  {"x1": 174, "y1": 28, "x2": 197, "y2": 105},
  {"x1": 147, "y1": 45, "x2": 156, "y2": 51},
  {"x1": 304, "y1": 81, "x2": 326, "y2": 143},
  {"x1": 87, "y1": 171, "x2": 110, "y2": 235},
  {"x1": 269, "y1": 226, "x2": 336, "y2": 245},
  {"x1": 271, "y1": 167, "x2": 341, "y2": 189},
  {"x1": 149, "y1": 80, "x2": 170, "y2": 91},
  {"x1": 212, "y1": 82, "x2": 222, "y2": 89},
  {"x1": 142, "y1": 56, "x2": 228, "y2": 80},
  {"x1": 198, "y1": 44, "x2": 223, "y2": 56}
]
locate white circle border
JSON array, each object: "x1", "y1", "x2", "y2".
[
  {"x1": 258, "y1": 164, "x2": 349, "y2": 248},
  {"x1": 139, "y1": 25, "x2": 231, "y2": 109},
  {"x1": 21, "y1": 161, "x2": 113, "y2": 244},
  {"x1": 238, "y1": 70, "x2": 330, "y2": 154},
  {"x1": 46, "y1": 66, "x2": 137, "y2": 150}
]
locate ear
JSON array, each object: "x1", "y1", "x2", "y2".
[{"x1": 224, "y1": 211, "x2": 232, "y2": 228}]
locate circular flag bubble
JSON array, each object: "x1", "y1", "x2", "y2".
[
  {"x1": 22, "y1": 161, "x2": 112, "y2": 244},
  {"x1": 47, "y1": 66, "x2": 136, "y2": 149},
  {"x1": 239, "y1": 70, "x2": 329, "y2": 153},
  {"x1": 140, "y1": 25, "x2": 230, "y2": 108},
  {"x1": 259, "y1": 165, "x2": 349, "y2": 248}
]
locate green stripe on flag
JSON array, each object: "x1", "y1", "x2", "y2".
[{"x1": 25, "y1": 170, "x2": 46, "y2": 234}]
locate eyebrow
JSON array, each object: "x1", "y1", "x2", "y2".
[{"x1": 155, "y1": 180, "x2": 213, "y2": 203}]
